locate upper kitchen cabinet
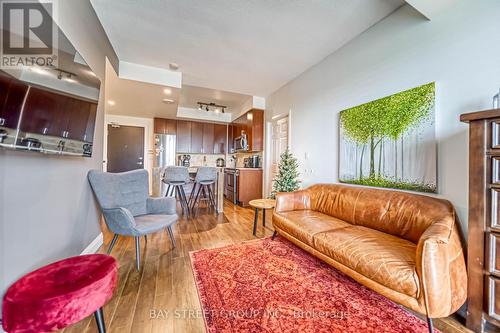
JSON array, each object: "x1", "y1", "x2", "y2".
[
  {"x1": 247, "y1": 109, "x2": 264, "y2": 152},
  {"x1": 227, "y1": 124, "x2": 234, "y2": 154},
  {"x1": 21, "y1": 86, "x2": 96, "y2": 141},
  {"x1": 154, "y1": 118, "x2": 177, "y2": 135},
  {"x1": 0, "y1": 72, "x2": 29, "y2": 129},
  {"x1": 191, "y1": 121, "x2": 204, "y2": 153},
  {"x1": 202, "y1": 123, "x2": 214, "y2": 154},
  {"x1": 214, "y1": 124, "x2": 226, "y2": 154},
  {"x1": 231, "y1": 109, "x2": 264, "y2": 152},
  {"x1": 176, "y1": 120, "x2": 191, "y2": 153}
]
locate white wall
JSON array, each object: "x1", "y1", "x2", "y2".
[
  {"x1": 0, "y1": 0, "x2": 118, "y2": 302},
  {"x1": 266, "y1": 1, "x2": 500, "y2": 234}
]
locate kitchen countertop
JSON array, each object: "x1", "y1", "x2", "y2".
[{"x1": 225, "y1": 167, "x2": 263, "y2": 171}]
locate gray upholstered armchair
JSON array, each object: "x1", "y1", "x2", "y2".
[{"x1": 88, "y1": 169, "x2": 177, "y2": 270}]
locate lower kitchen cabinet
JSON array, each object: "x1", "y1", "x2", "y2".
[{"x1": 224, "y1": 168, "x2": 262, "y2": 207}]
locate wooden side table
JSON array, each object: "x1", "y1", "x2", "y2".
[{"x1": 249, "y1": 199, "x2": 276, "y2": 236}]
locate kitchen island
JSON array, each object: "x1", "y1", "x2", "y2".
[{"x1": 152, "y1": 166, "x2": 225, "y2": 213}]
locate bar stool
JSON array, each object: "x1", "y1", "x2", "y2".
[
  {"x1": 189, "y1": 167, "x2": 217, "y2": 213},
  {"x1": 163, "y1": 166, "x2": 190, "y2": 215}
]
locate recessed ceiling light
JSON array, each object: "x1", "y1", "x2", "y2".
[
  {"x1": 163, "y1": 88, "x2": 172, "y2": 95},
  {"x1": 108, "y1": 100, "x2": 115, "y2": 106},
  {"x1": 169, "y1": 63, "x2": 179, "y2": 71},
  {"x1": 162, "y1": 98, "x2": 175, "y2": 104}
]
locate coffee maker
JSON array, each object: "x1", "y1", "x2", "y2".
[{"x1": 251, "y1": 155, "x2": 261, "y2": 168}]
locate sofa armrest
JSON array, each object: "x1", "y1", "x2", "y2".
[
  {"x1": 415, "y1": 219, "x2": 467, "y2": 317},
  {"x1": 275, "y1": 190, "x2": 311, "y2": 213},
  {"x1": 147, "y1": 197, "x2": 176, "y2": 215},
  {"x1": 102, "y1": 207, "x2": 137, "y2": 235}
]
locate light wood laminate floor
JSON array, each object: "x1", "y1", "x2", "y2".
[{"x1": 62, "y1": 200, "x2": 471, "y2": 333}]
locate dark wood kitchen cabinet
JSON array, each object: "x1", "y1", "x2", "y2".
[
  {"x1": 227, "y1": 124, "x2": 234, "y2": 153},
  {"x1": 166, "y1": 118, "x2": 227, "y2": 154},
  {"x1": 461, "y1": 109, "x2": 500, "y2": 333},
  {"x1": 214, "y1": 124, "x2": 226, "y2": 154},
  {"x1": 21, "y1": 87, "x2": 96, "y2": 141},
  {"x1": 176, "y1": 120, "x2": 191, "y2": 153},
  {"x1": 191, "y1": 121, "x2": 204, "y2": 153},
  {"x1": 22, "y1": 87, "x2": 64, "y2": 136},
  {"x1": 202, "y1": 123, "x2": 214, "y2": 154},
  {"x1": 231, "y1": 109, "x2": 264, "y2": 152},
  {"x1": 154, "y1": 118, "x2": 176, "y2": 135},
  {"x1": 0, "y1": 72, "x2": 28, "y2": 129}
]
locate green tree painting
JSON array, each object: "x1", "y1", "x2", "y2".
[{"x1": 339, "y1": 82, "x2": 436, "y2": 193}]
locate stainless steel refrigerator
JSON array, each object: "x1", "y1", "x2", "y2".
[{"x1": 152, "y1": 134, "x2": 176, "y2": 197}]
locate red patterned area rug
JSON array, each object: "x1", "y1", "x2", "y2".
[{"x1": 190, "y1": 237, "x2": 438, "y2": 333}]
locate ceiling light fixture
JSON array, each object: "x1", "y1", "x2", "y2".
[
  {"x1": 169, "y1": 63, "x2": 179, "y2": 71},
  {"x1": 198, "y1": 102, "x2": 227, "y2": 114},
  {"x1": 55, "y1": 68, "x2": 77, "y2": 82},
  {"x1": 162, "y1": 98, "x2": 175, "y2": 104},
  {"x1": 108, "y1": 100, "x2": 116, "y2": 106},
  {"x1": 163, "y1": 88, "x2": 172, "y2": 95}
]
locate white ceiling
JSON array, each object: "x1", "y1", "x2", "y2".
[
  {"x1": 91, "y1": 0, "x2": 404, "y2": 97},
  {"x1": 180, "y1": 85, "x2": 250, "y2": 113},
  {"x1": 105, "y1": 61, "x2": 251, "y2": 119},
  {"x1": 105, "y1": 61, "x2": 181, "y2": 118}
]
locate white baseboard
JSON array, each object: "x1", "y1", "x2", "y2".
[{"x1": 80, "y1": 232, "x2": 104, "y2": 255}]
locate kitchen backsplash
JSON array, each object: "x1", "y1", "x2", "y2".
[
  {"x1": 233, "y1": 152, "x2": 263, "y2": 168},
  {"x1": 176, "y1": 153, "x2": 225, "y2": 167}
]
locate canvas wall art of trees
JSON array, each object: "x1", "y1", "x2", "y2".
[{"x1": 339, "y1": 82, "x2": 436, "y2": 193}]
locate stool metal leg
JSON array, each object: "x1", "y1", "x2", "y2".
[
  {"x1": 179, "y1": 185, "x2": 190, "y2": 215},
  {"x1": 94, "y1": 307, "x2": 106, "y2": 333},
  {"x1": 107, "y1": 234, "x2": 118, "y2": 254},
  {"x1": 165, "y1": 184, "x2": 171, "y2": 197},
  {"x1": 207, "y1": 185, "x2": 216, "y2": 209},
  {"x1": 262, "y1": 209, "x2": 266, "y2": 227},
  {"x1": 192, "y1": 184, "x2": 203, "y2": 211},
  {"x1": 135, "y1": 236, "x2": 141, "y2": 271},
  {"x1": 174, "y1": 186, "x2": 184, "y2": 214},
  {"x1": 188, "y1": 183, "x2": 197, "y2": 206},
  {"x1": 253, "y1": 208, "x2": 259, "y2": 236}
]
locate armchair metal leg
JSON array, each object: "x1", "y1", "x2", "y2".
[
  {"x1": 135, "y1": 237, "x2": 141, "y2": 271},
  {"x1": 167, "y1": 226, "x2": 176, "y2": 248},
  {"x1": 426, "y1": 316, "x2": 434, "y2": 333},
  {"x1": 107, "y1": 234, "x2": 119, "y2": 254},
  {"x1": 94, "y1": 307, "x2": 106, "y2": 333},
  {"x1": 272, "y1": 230, "x2": 278, "y2": 240}
]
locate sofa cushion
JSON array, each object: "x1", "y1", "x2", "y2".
[
  {"x1": 313, "y1": 226, "x2": 419, "y2": 298},
  {"x1": 273, "y1": 210, "x2": 351, "y2": 246}
]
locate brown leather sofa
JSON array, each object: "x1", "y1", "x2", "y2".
[{"x1": 272, "y1": 184, "x2": 467, "y2": 321}]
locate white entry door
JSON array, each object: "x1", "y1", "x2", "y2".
[{"x1": 270, "y1": 117, "x2": 289, "y2": 193}]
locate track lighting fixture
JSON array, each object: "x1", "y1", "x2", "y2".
[{"x1": 197, "y1": 102, "x2": 227, "y2": 114}]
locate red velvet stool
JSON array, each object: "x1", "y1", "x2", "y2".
[{"x1": 2, "y1": 254, "x2": 118, "y2": 333}]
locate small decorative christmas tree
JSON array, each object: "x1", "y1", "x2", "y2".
[{"x1": 271, "y1": 148, "x2": 300, "y2": 199}]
